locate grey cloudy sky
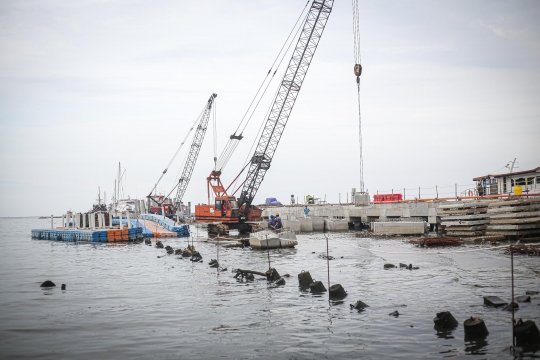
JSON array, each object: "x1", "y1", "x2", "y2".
[{"x1": 1, "y1": 0, "x2": 539, "y2": 217}]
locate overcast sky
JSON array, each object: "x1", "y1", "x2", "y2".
[{"x1": 1, "y1": 0, "x2": 539, "y2": 217}]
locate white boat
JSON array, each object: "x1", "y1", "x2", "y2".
[{"x1": 116, "y1": 199, "x2": 137, "y2": 213}]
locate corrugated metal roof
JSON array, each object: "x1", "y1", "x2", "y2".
[{"x1": 473, "y1": 167, "x2": 540, "y2": 181}]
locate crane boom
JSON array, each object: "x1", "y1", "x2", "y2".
[
  {"x1": 238, "y1": 0, "x2": 333, "y2": 211},
  {"x1": 174, "y1": 93, "x2": 217, "y2": 210}
]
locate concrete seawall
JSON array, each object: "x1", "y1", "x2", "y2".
[
  {"x1": 260, "y1": 201, "x2": 439, "y2": 225},
  {"x1": 259, "y1": 197, "x2": 540, "y2": 238}
]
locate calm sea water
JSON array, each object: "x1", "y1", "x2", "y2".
[{"x1": 0, "y1": 217, "x2": 539, "y2": 359}]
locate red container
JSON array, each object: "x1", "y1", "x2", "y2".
[{"x1": 373, "y1": 194, "x2": 403, "y2": 203}]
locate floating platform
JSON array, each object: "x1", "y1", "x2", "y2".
[
  {"x1": 139, "y1": 214, "x2": 189, "y2": 237},
  {"x1": 31, "y1": 228, "x2": 143, "y2": 242}
]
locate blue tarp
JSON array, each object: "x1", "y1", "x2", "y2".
[{"x1": 265, "y1": 197, "x2": 282, "y2": 205}]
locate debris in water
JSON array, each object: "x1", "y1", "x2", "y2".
[
  {"x1": 329, "y1": 284, "x2": 347, "y2": 299},
  {"x1": 266, "y1": 268, "x2": 281, "y2": 281},
  {"x1": 234, "y1": 269, "x2": 267, "y2": 280},
  {"x1": 505, "y1": 246, "x2": 540, "y2": 256},
  {"x1": 61, "y1": 284, "x2": 66, "y2": 290},
  {"x1": 156, "y1": 241, "x2": 164, "y2": 249},
  {"x1": 40, "y1": 280, "x2": 56, "y2": 287},
  {"x1": 410, "y1": 238, "x2": 461, "y2": 247},
  {"x1": 298, "y1": 271, "x2": 314, "y2": 288},
  {"x1": 433, "y1": 311, "x2": 458, "y2": 329},
  {"x1": 389, "y1": 311, "x2": 400, "y2": 317},
  {"x1": 384, "y1": 263, "x2": 395, "y2": 269},
  {"x1": 165, "y1": 245, "x2": 174, "y2": 254},
  {"x1": 483, "y1": 295, "x2": 508, "y2": 307},
  {"x1": 517, "y1": 295, "x2": 531, "y2": 303},
  {"x1": 182, "y1": 249, "x2": 192, "y2": 257},
  {"x1": 503, "y1": 302, "x2": 519, "y2": 311},
  {"x1": 209, "y1": 259, "x2": 219, "y2": 268},
  {"x1": 309, "y1": 281, "x2": 327, "y2": 293},
  {"x1": 350, "y1": 300, "x2": 369, "y2": 310}
]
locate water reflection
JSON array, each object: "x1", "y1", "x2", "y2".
[
  {"x1": 464, "y1": 338, "x2": 489, "y2": 355},
  {"x1": 434, "y1": 325, "x2": 456, "y2": 339}
]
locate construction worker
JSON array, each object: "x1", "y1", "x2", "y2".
[
  {"x1": 221, "y1": 201, "x2": 228, "y2": 217},
  {"x1": 269, "y1": 214, "x2": 276, "y2": 229},
  {"x1": 274, "y1": 213, "x2": 283, "y2": 230},
  {"x1": 303, "y1": 206, "x2": 310, "y2": 217}
]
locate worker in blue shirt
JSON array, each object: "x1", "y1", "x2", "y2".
[
  {"x1": 273, "y1": 213, "x2": 283, "y2": 231},
  {"x1": 269, "y1": 214, "x2": 275, "y2": 229},
  {"x1": 303, "y1": 206, "x2": 310, "y2": 217}
]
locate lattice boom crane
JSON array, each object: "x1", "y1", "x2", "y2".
[
  {"x1": 195, "y1": 0, "x2": 333, "y2": 231},
  {"x1": 174, "y1": 93, "x2": 217, "y2": 210},
  {"x1": 238, "y1": 0, "x2": 333, "y2": 213}
]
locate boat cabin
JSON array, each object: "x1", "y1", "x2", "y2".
[{"x1": 473, "y1": 166, "x2": 540, "y2": 196}]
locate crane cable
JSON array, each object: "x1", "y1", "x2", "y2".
[
  {"x1": 213, "y1": 0, "x2": 310, "y2": 173},
  {"x1": 166, "y1": 97, "x2": 219, "y2": 201},
  {"x1": 148, "y1": 105, "x2": 207, "y2": 198},
  {"x1": 352, "y1": 0, "x2": 364, "y2": 193},
  {"x1": 229, "y1": 10, "x2": 310, "y2": 195},
  {"x1": 213, "y1": 97, "x2": 218, "y2": 167}
]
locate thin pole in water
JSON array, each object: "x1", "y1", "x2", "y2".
[
  {"x1": 266, "y1": 234, "x2": 271, "y2": 270},
  {"x1": 325, "y1": 234, "x2": 330, "y2": 290},
  {"x1": 511, "y1": 245, "x2": 515, "y2": 347}
]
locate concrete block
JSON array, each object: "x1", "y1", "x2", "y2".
[
  {"x1": 366, "y1": 208, "x2": 380, "y2": 217},
  {"x1": 386, "y1": 209, "x2": 402, "y2": 217},
  {"x1": 372, "y1": 222, "x2": 426, "y2": 235},
  {"x1": 312, "y1": 217, "x2": 325, "y2": 232},
  {"x1": 483, "y1": 296, "x2": 508, "y2": 307},
  {"x1": 300, "y1": 218, "x2": 313, "y2": 232},
  {"x1": 349, "y1": 209, "x2": 363, "y2": 217},
  {"x1": 402, "y1": 208, "x2": 411, "y2": 218},
  {"x1": 283, "y1": 219, "x2": 301, "y2": 232},
  {"x1": 355, "y1": 193, "x2": 370, "y2": 206},
  {"x1": 325, "y1": 219, "x2": 349, "y2": 231},
  {"x1": 516, "y1": 295, "x2": 531, "y2": 303}
]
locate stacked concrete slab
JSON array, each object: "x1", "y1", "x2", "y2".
[
  {"x1": 371, "y1": 221, "x2": 426, "y2": 235},
  {"x1": 485, "y1": 197, "x2": 540, "y2": 239},
  {"x1": 438, "y1": 201, "x2": 490, "y2": 237}
]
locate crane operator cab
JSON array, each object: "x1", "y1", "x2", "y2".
[{"x1": 214, "y1": 197, "x2": 239, "y2": 218}]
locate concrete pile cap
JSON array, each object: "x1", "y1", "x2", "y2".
[
  {"x1": 298, "y1": 271, "x2": 313, "y2": 288},
  {"x1": 464, "y1": 316, "x2": 489, "y2": 338},
  {"x1": 433, "y1": 311, "x2": 458, "y2": 329},
  {"x1": 514, "y1": 319, "x2": 540, "y2": 346},
  {"x1": 329, "y1": 284, "x2": 347, "y2": 299},
  {"x1": 309, "y1": 281, "x2": 327, "y2": 293}
]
